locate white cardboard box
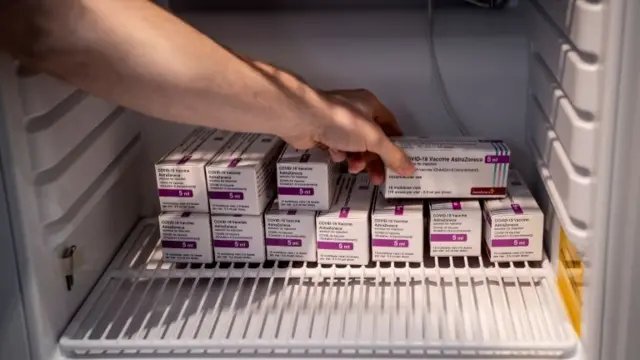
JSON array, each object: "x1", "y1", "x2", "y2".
[
  {"x1": 277, "y1": 146, "x2": 338, "y2": 211},
  {"x1": 211, "y1": 214, "x2": 266, "y2": 263},
  {"x1": 159, "y1": 212, "x2": 213, "y2": 263},
  {"x1": 206, "y1": 133, "x2": 284, "y2": 215},
  {"x1": 264, "y1": 200, "x2": 317, "y2": 261},
  {"x1": 316, "y1": 174, "x2": 375, "y2": 265},
  {"x1": 428, "y1": 200, "x2": 482, "y2": 257},
  {"x1": 371, "y1": 191, "x2": 424, "y2": 262},
  {"x1": 483, "y1": 170, "x2": 544, "y2": 262},
  {"x1": 155, "y1": 128, "x2": 235, "y2": 212},
  {"x1": 384, "y1": 138, "x2": 511, "y2": 198}
]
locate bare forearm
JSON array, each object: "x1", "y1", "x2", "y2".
[
  {"x1": 0, "y1": 0, "x2": 415, "y2": 177},
  {"x1": 0, "y1": 0, "x2": 325, "y2": 135}
]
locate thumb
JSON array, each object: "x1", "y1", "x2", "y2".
[{"x1": 361, "y1": 122, "x2": 415, "y2": 176}]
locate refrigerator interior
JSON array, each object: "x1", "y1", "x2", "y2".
[{"x1": 2, "y1": 0, "x2": 630, "y2": 359}]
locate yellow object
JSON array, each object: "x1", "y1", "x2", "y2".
[{"x1": 556, "y1": 228, "x2": 583, "y2": 335}]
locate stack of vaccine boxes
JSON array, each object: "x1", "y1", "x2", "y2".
[
  {"x1": 378, "y1": 137, "x2": 511, "y2": 259},
  {"x1": 266, "y1": 146, "x2": 342, "y2": 263},
  {"x1": 382, "y1": 137, "x2": 542, "y2": 261},
  {"x1": 156, "y1": 132, "x2": 543, "y2": 265},
  {"x1": 156, "y1": 128, "x2": 285, "y2": 263},
  {"x1": 371, "y1": 192, "x2": 425, "y2": 262},
  {"x1": 482, "y1": 170, "x2": 544, "y2": 262},
  {"x1": 270, "y1": 146, "x2": 377, "y2": 265},
  {"x1": 315, "y1": 174, "x2": 376, "y2": 265}
]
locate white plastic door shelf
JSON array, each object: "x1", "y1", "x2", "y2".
[
  {"x1": 60, "y1": 219, "x2": 577, "y2": 358},
  {"x1": 526, "y1": 0, "x2": 600, "y2": 115},
  {"x1": 534, "y1": 0, "x2": 604, "y2": 56}
]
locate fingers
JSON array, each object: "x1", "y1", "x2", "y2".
[
  {"x1": 317, "y1": 88, "x2": 414, "y2": 178},
  {"x1": 284, "y1": 136, "x2": 316, "y2": 150},
  {"x1": 332, "y1": 88, "x2": 403, "y2": 137},
  {"x1": 369, "y1": 95, "x2": 403, "y2": 137},
  {"x1": 373, "y1": 103, "x2": 403, "y2": 137},
  {"x1": 329, "y1": 148, "x2": 347, "y2": 163},
  {"x1": 363, "y1": 152, "x2": 385, "y2": 185},
  {"x1": 346, "y1": 153, "x2": 366, "y2": 174},
  {"x1": 362, "y1": 122, "x2": 415, "y2": 176}
]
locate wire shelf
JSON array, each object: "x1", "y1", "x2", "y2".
[{"x1": 60, "y1": 218, "x2": 578, "y2": 358}]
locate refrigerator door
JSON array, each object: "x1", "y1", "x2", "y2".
[{"x1": 598, "y1": 0, "x2": 640, "y2": 358}]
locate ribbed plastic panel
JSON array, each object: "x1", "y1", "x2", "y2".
[
  {"x1": 525, "y1": 0, "x2": 602, "y2": 249},
  {"x1": 529, "y1": 55, "x2": 595, "y2": 172},
  {"x1": 17, "y1": 73, "x2": 77, "y2": 118},
  {"x1": 526, "y1": 0, "x2": 600, "y2": 115},
  {"x1": 60, "y1": 219, "x2": 578, "y2": 358},
  {"x1": 0, "y1": 61, "x2": 144, "y2": 357},
  {"x1": 26, "y1": 94, "x2": 117, "y2": 172},
  {"x1": 534, "y1": 0, "x2": 604, "y2": 56}
]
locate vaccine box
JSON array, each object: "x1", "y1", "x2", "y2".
[
  {"x1": 211, "y1": 214, "x2": 266, "y2": 263},
  {"x1": 277, "y1": 145, "x2": 338, "y2": 211},
  {"x1": 316, "y1": 174, "x2": 375, "y2": 265},
  {"x1": 384, "y1": 138, "x2": 511, "y2": 198},
  {"x1": 206, "y1": 133, "x2": 284, "y2": 215},
  {"x1": 483, "y1": 170, "x2": 544, "y2": 262},
  {"x1": 371, "y1": 192, "x2": 424, "y2": 262},
  {"x1": 428, "y1": 200, "x2": 482, "y2": 257},
  {"x1": 264, "y1": 200, "x2": 317, "y2": 261},
  {"x1": 159, "y1": 212, "x2": 213, "y2": 263},
  {"x1": 156, "y1": 128, "x2": 235, "y2": 212}
]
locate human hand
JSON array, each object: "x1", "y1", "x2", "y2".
[
  {"x1": 280, "y1": 88, "x2": 415, "y2": 184},
  {"x1": 321, "y1": 89, "x2": 405, "y2": 184}
]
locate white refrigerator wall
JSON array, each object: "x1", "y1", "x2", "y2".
[
  {"x1": 0, "y1": 0, "x2": 630, "y2": 359},
  {"x1": 0, "y1": 57, "x2": 145, "y2": 360}
]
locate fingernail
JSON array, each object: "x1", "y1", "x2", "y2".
[
  {"x1": 349, "y1": 165, "x2": 362, "y2": 174},
  {"x1": 371, "y1": 174, "x2": 383, "y2": 185},
  {"x1": 329, "y1": 149, "x2": 346, "y2": 162},
  {"x1": 349, "y1": 163, "x2": 365, "y2": 174}
]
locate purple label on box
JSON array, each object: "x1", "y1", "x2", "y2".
[
  {"x1": 511, "y1": 204, "x2": 523, "y2": 214},
  {"x1": 214, "y1": 240, "x2": 250, "y2": 248},
  {"x1": 372, "y1": 239, "x2": 409, "y2": 248},
  {"x1": 278, "y1": 187, "x2": 314, "y2": 196},
  {"x1": 158, "y1": 189, "x2": 194, "y2": 198},
  {"x1": 394, "y1": 205, "x2": 404, "y2": 216},
  {"x1": 430, "y1": 233, "x2": 467, "y2": 242},
  {"x1": 209, "y1": 191, "x2": 244, "y2": 200},
  {"x1": 228, "y1": 158, "x2": 241, "y2": 167},
  {"x1": 162, "y1": 240, "x2": 197, "y2": 249},
  {"x1": 492, "y1": 238, "x2": 529, "y2": 247},
  {"x1": 266, "y1": 238, "x2": 302, "y2": 247},
  {"x1": 484, "y1": 155, "x2": 511, "y2": 164},
  {"x1": 177, "y1": 155, "x2": 192, "y2": 165},
  {"x1": 452, "y1": 201, "x2": 462, "y2": 210},
  {"x1": 339, "y1": 207, "x2": 350, "y2": 218},
  {"x1": 317, "y1": 241, "x2": 353, "y2": 250}
]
